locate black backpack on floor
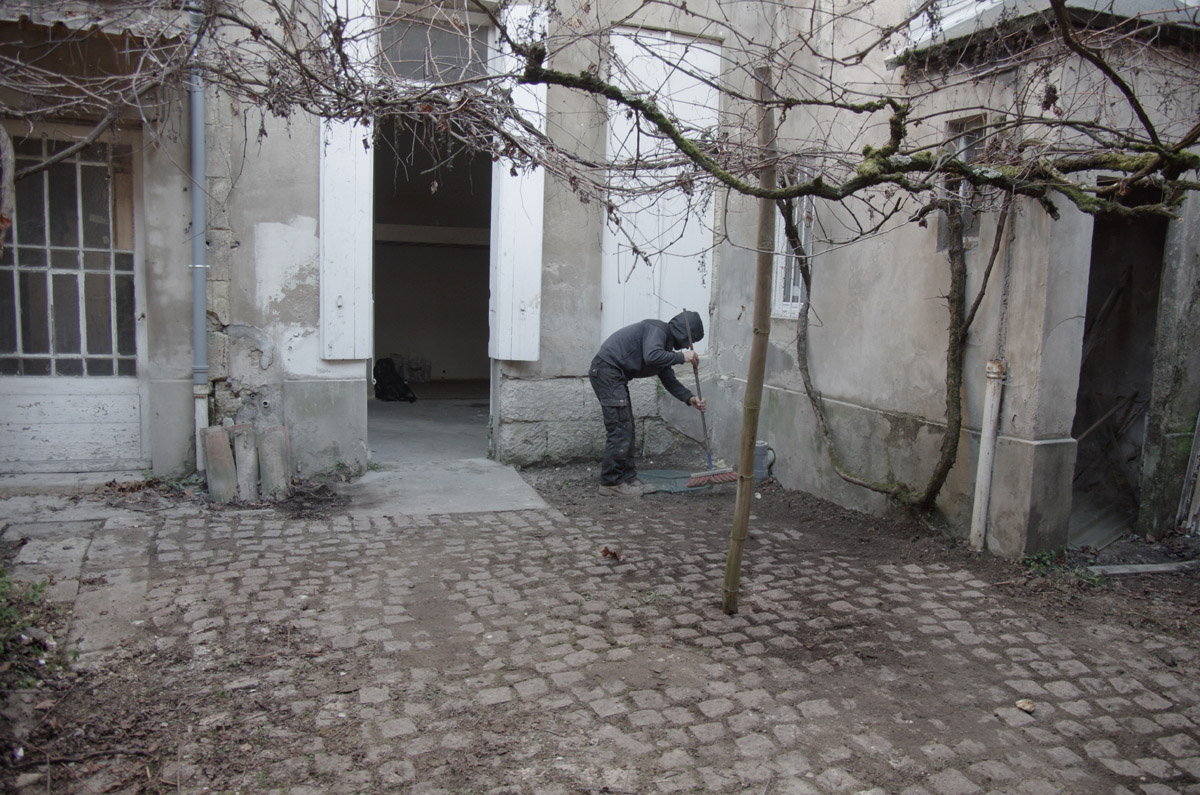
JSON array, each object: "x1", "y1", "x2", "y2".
[{"x1": 373, "y1": 358, "x2": 417, "y2": 403}]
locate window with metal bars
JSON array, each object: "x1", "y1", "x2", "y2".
[
  {"x1": 937, "y1": 116, "x2": 985, "y2": 251},
  {"x1": 773, "y1": 193, "x2": 814, "y2": 320},
  {"x1": 0, "y1": 137, "x2": 137, "y2": 376},
  {"x1": 378, "y1": 10, "x2": 489, "y2": 83}
]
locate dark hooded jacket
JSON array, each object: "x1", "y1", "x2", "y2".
[{"x1": 591, "y1": 311, "x2": 704, "y2": 406}]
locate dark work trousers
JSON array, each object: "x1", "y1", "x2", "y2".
[{"x1": 589, "y1": 358, "x2": 637, "y2": 486}]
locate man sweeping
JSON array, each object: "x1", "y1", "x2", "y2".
[{"x1": 589, "y1": 310, "x2": 707, "y2": 497}]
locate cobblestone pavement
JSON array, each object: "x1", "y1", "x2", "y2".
[{"x1": 6, "y1": 489, "x2": 1200, "y2": 794}]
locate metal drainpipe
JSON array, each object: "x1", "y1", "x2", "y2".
[
  {"x1": 189, "y1": 4, "x2": 210, "y2": 471},
  {"x1": 969, "y1": 359, "x2": 1007, "y2": 551}
]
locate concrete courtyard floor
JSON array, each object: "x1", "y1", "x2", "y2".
[{"x1": 3, "y1": 462, "x2": 1200, "y2": 794}]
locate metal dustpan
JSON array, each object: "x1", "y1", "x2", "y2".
[{"x1": 638, "y1": 469, "x2": 712, "y2": 494}]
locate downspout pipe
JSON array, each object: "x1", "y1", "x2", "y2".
[
  {"x1": 189, "y1": 4, "x2": 210, "y2": 471},
  {"x1": 970, "y1": 360, "x2": 1007, "y2": 550}
]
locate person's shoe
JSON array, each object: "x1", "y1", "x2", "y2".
[
  {"x1": 598, "y1": 482, "x2": 643, "y2": 498},
  {"x1": 631, "y1": 478, "x2": 658, "y2": 495}
]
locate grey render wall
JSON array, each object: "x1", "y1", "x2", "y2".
[
  {"x1": 1141, "y1": 198, "x2": 1200, "y2": 537},
  {"x1": 700, "y1": 9, "x2": 1197, "y2": 555},
  {"x1": 144, "y1": 109, "x2": 199, "y2": 477},
  {"x1": 708, "y1": 188, "x2": 1094, "y2": 557},
  {"x1": 196, "y1": 101, "x2": 368, "y2": 476}
]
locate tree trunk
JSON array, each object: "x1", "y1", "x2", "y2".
[
  {"x1": 722, "y1": 70, "x2": 777, "y2": 615},
  {"x1": 917, "y1": 202, "x2": 969, "y2": 511}
]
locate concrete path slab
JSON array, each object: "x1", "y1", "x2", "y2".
[
  {"x1": 333, "y1": 458, "x2": 547, "y2": 515},
  {"x1": 367, "y1": 397, "x2": 489, "y2": 464}
]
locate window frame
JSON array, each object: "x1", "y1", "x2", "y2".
[
  {"x1": 936, "y1": 115, "x2": 987, "y2": 250},
  {"x1": 0, "y1": 124, "x2": 143, "y2": 378},
  {"x1": 376, "y1": 1, "x2": 491, "y2": 85},
  {"x1": 772, "y1": 193, "x2": 815, "y2": 320},
  {"x1": 908, "y1": 0, "x2": 1008, "y2": 49}
]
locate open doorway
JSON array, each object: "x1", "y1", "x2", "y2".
[
  {"x1": 1069, "y1": 200, "x2": 1169, "y2": 549},
  {"x1": 369, "y1": 116, "x2": 492, "y2": 464}
]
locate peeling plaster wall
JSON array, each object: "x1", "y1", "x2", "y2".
[
  {"x1": 201, "y1": 106, "x2": 367, "y2": 475},
  {"x1": 708, "y1": 158, "x2": 1094, "y2": 557}
]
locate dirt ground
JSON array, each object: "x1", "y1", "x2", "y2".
[
  {"x1": 524, "y1": 458, "x2": 1200, "y2": 642},
  {"x1": 3, "y1": 462, "x2": 1200, "y2": 793}
]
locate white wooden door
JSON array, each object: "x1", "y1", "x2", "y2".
[
  {"x1": 0, "y1": 379, "x2": 147, "y2": 473},
  {"x1": 319, "y1": 0, "x2": 375, "y2": 361},
  {"x1": 0, "y1": 124, "x2": 149, "y2": 474},
  {"x1": 488, "y1": 3, "x2": 546, "y2": 361}
]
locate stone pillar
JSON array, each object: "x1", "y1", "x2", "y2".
[
  {"x1": 230, "y1": 424, "x2": 259, "y2": 503},
  {"x1": 200, "y1": 426, "x2": 238, "y2": 503},
  {"x1": 984, "y1": 202, "x2": 1093, "y2": 557}
]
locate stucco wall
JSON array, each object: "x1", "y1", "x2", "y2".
[
  {"x1": 199, "y1": 102, "x2": 368, "y2": 475},
  {"x1": 142, "y1": 107, "x2": 200, "y2": 477},
  {"x1": 1141, "y1": 198, "x2": 1200, "y2": 537},
  {"x1": 698, "y1": 2, "x2": 1109, "y2": 555}
]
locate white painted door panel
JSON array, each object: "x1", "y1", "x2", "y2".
[
  {"x1": 319, "y1": 0, "x2": 375, "y2": 361},
  {"x1": 489, "y1": 3, "x2": 546, "y2": 361},
  {"x1": 0, "y1": 378, "x2": 146, "y2": 473}
]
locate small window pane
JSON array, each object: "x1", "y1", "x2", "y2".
[
  {"x1": 51, "y1": 249, "x2": 80, "y2": 269},
  {"x1": 56, "y1": 358, "x2": 84, "y2": 376},
  {"x1": 86, "y1": 358, "x2": 113, "y2": 376},
  {"x1": 383, "y1": 21, "x2": 488, "y2": 81},
  {"x1": 115, "y1": 274, "x2": 135, "y2": 355},
  {"x1": 13, "y1": 138, "x2": 43, "y2": 158},
  {"x1": 113, "y1": 152, "x2": 134, "y2": 251},
  {"x1": 117, "y1": 359, "x2": 137, "y2": 377},
  {"x1": 48, "y1": 162, "x2": 79, "y2": 247},
  {"x1": 19, "y1": 271, "x2": 49, "y2": 353},
  {"x1": 17, "y1": 248, "x2": 46, "y2": 268},
  {"x1": 84, "y1": 251, "x2": 109, "y2": 271},
  {"x1": 0, "y1": 270, "x2": 14, "y2": 353},
  {"x1": 23, "y1": 358, "x2": 52, "y2": 375},
  {"x1": 53, "y1": 273, "x2": 81, "y2": 354},
  {"x1": 114, "y1": 253, "x2": 133, "y2": 272},
  {"x1": 81, "y1": 142, "x2": 110, "y2": 162},
  {"x1": 1, "y1": 244, "x2": 13, "y2": 266},
  {"x1": 0, "y1": 358, "x2": 18, "y2": 375},
  {"x1": 15, "y1": 170, "x2": 46, "y2": 247},
  {"x1": 85, "y1": 272, "x2": 112, "y2": 354},
  {"x1": 81, "y1": 165, "x2": 111, "y2": 248}
]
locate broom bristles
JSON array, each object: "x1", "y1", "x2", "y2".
[{"x1": 686, "y1": 468, "x2": 738, "y2": 489}]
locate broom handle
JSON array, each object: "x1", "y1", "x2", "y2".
[
  {"x1": 683, "y1": 313, "x2": 715, "y2": 471},
  {"x1": 693, "y1": 360, "x2": 714, "y2": 470}
]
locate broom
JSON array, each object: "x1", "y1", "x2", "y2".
[{"x1": 683, "y1": 313, "x2": 737, "y2": 489}]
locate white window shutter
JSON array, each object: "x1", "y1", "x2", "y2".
[
  {"x1": 488, "y1": 4, "x2": 546, "y2": 361},
  {"x1": 601, "y1": 31, "x2": 719, "y2": 351},
  {"x1": 319, "y1": 0, "x2": 374, "y2": 361},
  {"x1": 601, "y1": 32, "x2": 668, "y2": 339}
]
